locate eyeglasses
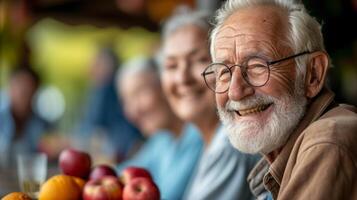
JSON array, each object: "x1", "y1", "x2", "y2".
[{"x1": 201, "y1": 51, "x2": 310, "y2": 93}]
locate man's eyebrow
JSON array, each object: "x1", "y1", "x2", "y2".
[
  {"x1": 214, "y1": 58, "x2": 229, "y2": 63},
  {"x1": 214, "y1": 51, "x2": 270, "y2": 64},
  {"x1": 213, "y1": 49, "x2": 232, "y2": 63},
  {"x1": 214, "y1": 51, "x2": 235, "y2": 63}
]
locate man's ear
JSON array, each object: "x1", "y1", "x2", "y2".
[{"x1": 304, "y1": 51, "x2": 329, "y2": 98}]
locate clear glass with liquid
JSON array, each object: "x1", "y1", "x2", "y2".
[{"x1": 17, "y1": 153, "x2": 47, "y2": 199}]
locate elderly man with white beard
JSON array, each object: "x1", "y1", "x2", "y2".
[{"x1": 202, "y1": 0, "x2": 357, "y2": 199}]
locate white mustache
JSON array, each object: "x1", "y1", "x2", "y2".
[{"x1": 225, "y1": 94, "x2": 276, "y2": 111}]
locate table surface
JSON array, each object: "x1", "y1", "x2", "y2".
[{"x1": 0, "y1": 163, "x2": 59, "y2": 197}]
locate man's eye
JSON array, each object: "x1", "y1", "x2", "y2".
[
  {"x1": 246, "y1": 64, "x2": 268, "y2": 76},
  {"x1": 246, "y1": 58, "x2": 267, "y2": 66},
  {"x1": 247, "y1": 63, "x2": 267, "y2": 69}
]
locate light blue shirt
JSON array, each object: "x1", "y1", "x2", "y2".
[
  {"x1": 76, "y1": 78, "x2": 143, "y2": 159},
  {"x1": 117, "y1": 124, "x2": 203, "y2": 200},
  {"x1": 183, "y1": 125, "x2": 260, "y2": 200}
]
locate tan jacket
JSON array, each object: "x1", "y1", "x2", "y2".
[{"x1": 248, "y1": 87, "x2": 357, "y2": 200}]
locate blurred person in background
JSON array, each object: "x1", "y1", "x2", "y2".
[
  {"x1": 160, "y1": 10, "x2": 259, "y2": 200},
  {"x1": 76, "y1": 47, "x2": 142, "y2": 164},
  {"x1": 116, "y1": 56, "x2": 203, "y2": 200},
  {"x1": 0, "y1": 67, "x2": 52, "y2": 165},
  {"x1": 0, "y1": 67, "x2": 53, "y2": 195}
]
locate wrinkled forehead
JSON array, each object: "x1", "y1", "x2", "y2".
[
  {"x1": 213, "y1": 5, "x2": 290, "y2": 61},
  {"x1": 214, "y1": 34, "x2": 282, "y2": 61}
]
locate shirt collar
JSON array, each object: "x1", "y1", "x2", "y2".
[{"x1": 268, "y1": 86, "x2": 335, "y2": 184}]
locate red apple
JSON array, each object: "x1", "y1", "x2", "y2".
[
  {"x1": 83, "y1": 176, "x2": 123, "y2": 200},
  {"x1": 59, "y1": 148, "x2": 92, "y2": 179},
  {"x1": 90, "y1": 165, "x2": 118, "y2": 181},
  {"x1": 121, "y1": 167, "x2": 152, "y2": 185},
  {"x1": 123, "y1": 177, "x2": 160, "y2": 200}
]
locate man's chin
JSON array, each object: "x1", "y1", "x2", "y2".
[
  {"x1": 222, "y1": 114, "x2": 290, "y2": 154},
  {"x1": 229, "y1": 141, "x2": 261, "y2": 154},
  {"x1": 226, "y1": 129, "x2": 264, "y2": 154},
  {"x1": 218, "y1": 84, "x2": 308, "y2": 155},
  {"x1": 224, "y1": 116, "x2": 299, "y2": 155}
]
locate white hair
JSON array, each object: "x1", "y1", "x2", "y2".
[
  {"x1": 158, "y1": 10, "x2": 212, "y2": 70},
  {"x1": 210, "y1": 0, "x2": 330, "y2": 79},
  {"x1": 162, "y1": 10, "x2": 212, "y2": 42},
  {"x1": 116, "y1": 56, "x2": 160, "y2": 89}
]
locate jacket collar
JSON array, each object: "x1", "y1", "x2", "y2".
[{"x1": 268, "y1": 86, "x2": 335, "y2": 185}]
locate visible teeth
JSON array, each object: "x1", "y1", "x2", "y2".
[{"x1": 237, "y1": 104, "x2": 271, "y2": 116}]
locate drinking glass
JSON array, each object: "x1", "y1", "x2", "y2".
[{"x1": 17, "y1": 153, "x2": 47, "y2": 199}]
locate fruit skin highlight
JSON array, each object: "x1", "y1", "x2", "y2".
[
  {"x1": 2, "y1": 192, "x2": 32, "y2": 200},
  {"x1": 58, "y1": 148, "x2": 92, "y2": 179},
  {"x1": 89, "y1": 165, "x2": 118, "y2": 181},
  {"x1": 122, "y1": 177, "x2": 160, "y2": 200},
  {"x1": 83, "y1": 175, "x2": 123, "y2": 200},
  {"x1": 38, "y1": 175, "x2": 82, "y2": 200},
  {"x1": 120, "y1": 167, "x2": 152, "y2": 185}
]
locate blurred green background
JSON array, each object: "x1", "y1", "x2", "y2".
[{"x1": 0, "y1": 0, "x2": 356, "y2": 132}]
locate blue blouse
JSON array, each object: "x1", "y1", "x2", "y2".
[
  {"x1": 117, "y1": 124, "x2": 203, "y2": 200},
  {"x1": 183, "y1": 125, "x2": 260, "y2": 200}
]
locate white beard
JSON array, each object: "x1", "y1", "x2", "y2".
[{"x1": 217, "y1": 79, "x2": 307, "y2": 154}]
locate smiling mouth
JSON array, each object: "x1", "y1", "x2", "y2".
[{"x1": 235, "y1": 103, "x2": 273, "y2": 116}]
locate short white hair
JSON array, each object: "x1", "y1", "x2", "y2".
[
  {"x1": 210, "y1": 0, "x2": 331, "y2": 78},
  {"x1": 162, "y1": 10, "x2": 212, "y2": 42},
  {"x1": 116, "y1": 56, "x2": 160, "y2": 89},
  {"x1": 159, "y1": 10, "x2": 212, "y2": 70}
]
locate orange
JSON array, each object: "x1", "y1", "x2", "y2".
[
  {"x1": 38, "y1": 175, "x2": 82, "y2": 200},
  {"x1": 72, "y1": 176, "x2": 86, "y2": 191},
  {"x1": 2, "y1": 192, "x2": 32, "y2": 200}
]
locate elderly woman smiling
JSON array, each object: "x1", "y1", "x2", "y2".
[
  {"x1": 116, "y1": 57, "x2": 203, "y2": 200},
  {"x1": 160, "y1": 10, "x2": 259, "y2": 200}
]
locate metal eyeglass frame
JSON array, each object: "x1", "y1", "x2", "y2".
[{"x1": 201, "y1": 51, "x2": 311, "y2": 93}]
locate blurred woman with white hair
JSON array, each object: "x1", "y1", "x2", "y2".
[
  {"x1": 116, "y1": 56, "x2": 203, "y2": 200},
  {"x1": 160, "y1": 10, "x2": 259, "y2": 200}
]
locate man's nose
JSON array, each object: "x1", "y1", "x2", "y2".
[{"x1": 228, "y1": 67, "x2": 254, "y2": 101}]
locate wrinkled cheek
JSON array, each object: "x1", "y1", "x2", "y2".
[
  {"x1": 216, "y1": 93, "x2": 228, "y2": 109},
  {"x1": 267, "y1": 73, "x2": 296, "y2": 96}
]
